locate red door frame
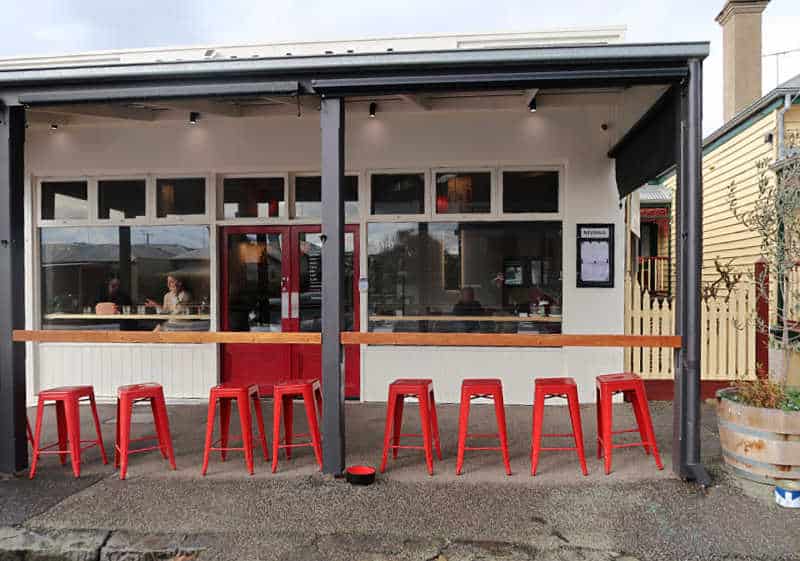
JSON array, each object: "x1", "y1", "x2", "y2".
[{"x1": 220, "y1": 224, "x2": 360, "y2": 397}]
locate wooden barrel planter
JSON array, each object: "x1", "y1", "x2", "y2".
[{"x1": 717, "y1": 388, "x2": 800, "y2": 484}]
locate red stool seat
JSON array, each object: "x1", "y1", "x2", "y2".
[
  {"x1": 456, "y1": 378, "x2": 511, "y2": 475},
  {"x1": 271, "y1": 379, "x2": 323, "y2": 472},
  {"x1": 29, "y1": 385, "x2": 107, "y2": 479},
  {"x1": 380, "y1": 378, "x2": 442, "y2": 476},
  {"x1": 595, "y1": 372, "x2": 663, "y2": 474},
  {"x1": 530, "y1": 377, "x2": 588, "y2": 476},
  {"x1": 202, "y1": 384, "x2": 269, "y2": 475},
  {"x1": 115, "y1": 383, "x2": 176, "y2": 480}
]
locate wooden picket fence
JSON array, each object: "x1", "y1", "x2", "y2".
[{"x1": 624, "y1": 275, "x2": 757, "y2": 380}]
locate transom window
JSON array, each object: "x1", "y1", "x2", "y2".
[
  {"x1": 156, "y1": 178, "x2": 206, "y2": 218},
  {"x1": 295, "y1": 175, "x2": 359, "y2": 220},
  {"x1": 435, "y1": 171, "x2": 491, "y2": 214},
  {"x1": 370, "y1": 173, "x2": 425, "y2": 215},
  {"x1": 41, "y1": 180, "x2": 88, "y2": 220},
  {"x1": 98, "y1": 179, "x2": 146, "y2": 220},
  {"x1": 223, "y1": 177, "x2": 286, "y2": 219}
]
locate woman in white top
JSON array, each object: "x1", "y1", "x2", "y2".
[{"x1": 146, "y1": 275, "x2": 192, "y2": 314}]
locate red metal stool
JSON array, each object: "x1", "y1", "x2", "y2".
[
  {"x1": 271, "y1": 379, "x2": 323, "y2": 473},
  {"x1": 380, "y1": 378, "x2": 442, "y2": 476},
  {"x1": 202, "y1": 384, "x2": 269, "y2": 475},
  {"x1": 115, "y1": 383, "x2": 176, "y2": 480},
  {"x1": 29, "y1": 385, "x2": 107, "y2": 479},
  {"x1": 595, "y1": 373, "x2": 663, "y2": 474},
  {"x1": 530, "y1": 377, "x2": 588, "y2": 476},
  {"x1": 456, "y1": 379, "x2": 511, "y2": 475}
]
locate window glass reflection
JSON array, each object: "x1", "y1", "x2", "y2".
[
  {"x1": 41, "y1": 181, "x2": 88, "y2": 220},
  {"x1": 368, "y1": 222, "x2": 562, "y2": 333},
  {"x1": 41, "y1": 226, "x2": 210, "y2": 331},
  {"x1": 295, "y1": 176, "x2": 359, "y2": 220},
  {"x1": 370, "y1": 173, "x2": 425, "y2": 215},
  {"x1": 98, "y1": 179, "x2": 146, "y2": 220},
  {"x1": 223, "y1": 177, "x2": 285, "y2": 219},
  {"x1": 156, "y1": 178, "x2": 206, "y2": 218}
]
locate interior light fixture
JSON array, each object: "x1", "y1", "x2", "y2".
[
  {"x1": 369, "y1": 102, "x2": 377, "y2": 118},
  {"x1": 49, "y1": 123, "x2": 58, "y2": 130},
  {"x1": 528, "y1": 97, "x2": 537, "y2": 113},
  {"x1": 189, "y1": 112, "x2": 200, "y2": 125}
]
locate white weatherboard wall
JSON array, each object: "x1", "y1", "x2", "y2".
[{"x1": 26, "y1": 95, "x2": 646, "y2": 404}]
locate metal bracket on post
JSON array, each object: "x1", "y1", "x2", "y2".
[
  {"x1": 320, "y1": 96, "x2": 346, "y2": 476},
  {"x1": 0, "y1": 104, "x2": 27, "y2": 475}
]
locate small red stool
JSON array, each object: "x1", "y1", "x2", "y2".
[
  {"x1": 115, "y1": 383, "x2": 176, "y2": 480},
  {"x1": 271, "y1": 379, "x2": 323, "y2": 472},
  {"x1": 29, "y1": 385, "x2": 107, "y2": 479},
  {"x1": 530, "y1": 377, "x2": 588, "y2": 476},
  {"x1": 456, "y1": 379, "x2": 511, "y2": 475},
  {"x1": 595, "y1": 373, "x2": 663, "y2": 474},
  {"x1": 202, "y1": 384, "x2": 269, "y2": 475},
  {"x1": 380, "y1": 379, "x2": 442, "y2": 476}
]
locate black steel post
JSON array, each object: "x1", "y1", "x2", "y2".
[
  {"x1": 320, "y1": 96, "x2": 346, "y2": 475},
  {"x1": 672, "y1": 84, "x2": 687, "y2": 477},
  {"x1": 677, "y1": 59, "x2": 710, "y2": 485},
  {"x1": 0, "y1": 104, "x2": 27, "y2": 475}
]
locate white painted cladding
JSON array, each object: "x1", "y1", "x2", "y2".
[{"x1": 25, "y1": 97, "x2": 644, "y2": 404}]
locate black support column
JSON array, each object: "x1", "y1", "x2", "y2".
[
  {"x1": 320, "y1": 96, "x2": 346, "y2": 475},
  {"x1": 0, "y1": 104, "x2": 27, "y2": 475},
  {"x1": 673, "y1": 59, "x2": 710, "y2": 485}
]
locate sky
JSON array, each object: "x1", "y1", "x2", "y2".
[{"x1": 1, "y1": 0, "x2": 799, "y2": 135}]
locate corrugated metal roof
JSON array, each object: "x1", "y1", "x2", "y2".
[{"x1": 639, "y1": 184, "x2": 672, "y2": 204}]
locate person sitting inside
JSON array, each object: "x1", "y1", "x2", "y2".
[
  {"x1": 452, "y1": 287, "x2": 484, "y2": 333},
  {"x1": 146, "y1": 275, "x2": 192, "y2": 314},
  {"x1": 95, "y1": 276, "x2": 131, "y2": 312}
]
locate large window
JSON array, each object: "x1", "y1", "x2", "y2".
[
  {"x1": 41, "y1": 226, "x2": 211, "y2": 331},
  {"x1": 368, "y1": 222, "x2": 562, "y2": 333}
]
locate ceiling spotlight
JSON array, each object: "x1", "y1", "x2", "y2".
[
  {"x1": 49, "y1": 123, "x2": 58, "y2": 130},
  {"x1": 528, "y1": 97, "x2": 537, "y2": 113},
  {"x1": 188, "y1": 112, "x2": 200, "y2": 125},
  {"x1": 369, "y1": 102, "x2": 377, "y2": 118}
]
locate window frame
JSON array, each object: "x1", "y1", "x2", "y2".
[
  {"x1": 37, "y1": 176, "x2": 93, "y2": 226},
  {"x1": 154, "y1": 175, "x2": 211, "y2": 224},
  {"x1": 96, "y1": 175, "x2": 150, "y2": 225}
]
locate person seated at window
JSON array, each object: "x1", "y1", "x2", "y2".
[
  {"x1": 146, "y1": 275, "x2": 192, "y2": 314},
  {"x1": 452, "y1": 287, "x2": 484, "y2": 332},
  {"x1": 95, "y1": 276, "x2": 131, "y2": 312}
]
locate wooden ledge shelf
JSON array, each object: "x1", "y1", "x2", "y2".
[
  {"x1": 13, "y1": 330, "x2": 681, "y2": 348},
  {"x1": 12, "y1": 330, "x2": 321, "y2": 345}
]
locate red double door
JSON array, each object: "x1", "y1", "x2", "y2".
[{"x1": 221, "y1": 225, "x2": 360, "y2": 397}]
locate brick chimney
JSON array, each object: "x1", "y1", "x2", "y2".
[{"x1": 716, "y1": 0, "x2": 770, "y2": 122}]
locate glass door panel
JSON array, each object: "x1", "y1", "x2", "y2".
[
  {"x1": 296, "y1": 232, "x2": 355, "y2": 332},
  {"x1": 225, "y1": 232, "x2": 284, "y2": 332}
]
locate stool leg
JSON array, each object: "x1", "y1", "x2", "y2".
[
  {"x1": 601, "y1": 390, "x2": 613, "y2": 475},
  {"x1": 238, "y1": 393, "x2": 255, "y2": 475},
  {"x1": 118, "y1": 396, "x2": 132, "y2": 480},
  {"x1": 595, "y1": 387, "x2": 602, "y2": 459},
  {"x1": 455, "y1": 388, "x2": 470, "y2": 476},
  {"x1": 531, "y1": 387, "x2": 545, "y2": 476},
  {"x1": 29, "y1": 397, "x2": 45, "y2": 479},
  {"x1": 493, "y1": 389, "x2": 512, "y2": 476},
  {"x1": 65, "y1": 398, "x2": 82, "y2": 478},
  {"x1": 201, "y1": 396, "x2": 217, "y2": 476},
  {"x1": 55, "y1": 401, "x2": 68, "y2": 466},
  {"x1": 114, "y1": 399, "x2": 121, "y2": 469},
  {"x1": 392, "y1": 394, "x2": 404, "y2": 459},
  {"x1": 634, "y1": 387, "x2": 663, "y2": 470},
  {"x1": 429, "y1": 388, "x2": 442, "y2": 461},
  {"x1": 251, "y1": 393, "x2": 269, "y2": 462},
  {"x1": 271, "y1": 393, "x2": 282, "y2": 473},
  {"x1": 219, "y1": 397, "x2": 232, "y2": 462},
  {"x1": 419, "y1": 390, "x2": 434, "y2": 476},
  {"x1": 628, "y1": 390, "x2": 650, "y2": 455},
  {"x1": 303, "y1": 388, "x2": 323, "y2": 469},
  {"x1": 88, "y1": 392, "x2": 107, "y2": 465},
  {"x1": 283, "y1": 395, "x2": 294, "y2": 460},
  {"x1": 154, "y1": 394, "x2": 176, "y2": 470},
  {"x1": 150, "y1": 398, "x2": 168, "y2": 460},
  {"x1": 380, "y1": 390, "x2": 397, "y2": 473},
  {"x1": 567, "y1": 389, "x2": 588, "y2": 476}
]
